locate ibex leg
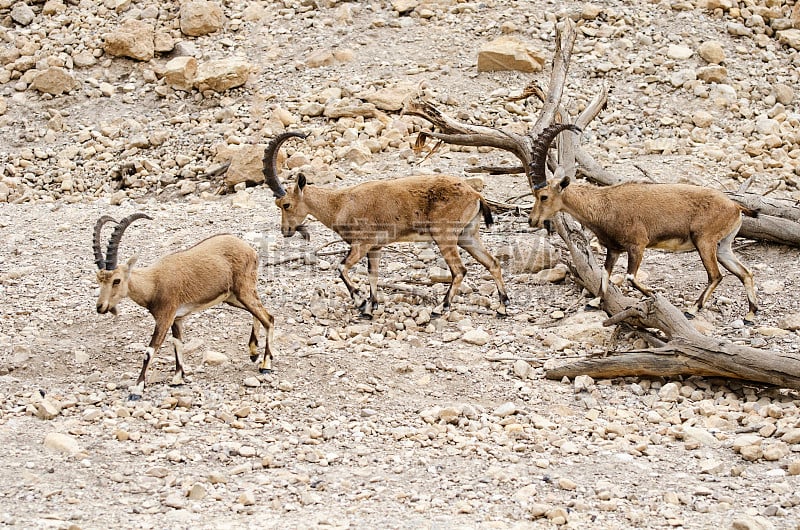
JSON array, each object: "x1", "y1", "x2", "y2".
[
  {"x1": 362, "y1": 249, "x2": 381, "y2": 319},
  {"x1": 458, "y1": 231, "x2": 508, "y2": 316},
  {"x1": 433, "y1": 234, "x2": 466, "y2": 315},
  {"x1": 716, "y1": 229, "x2": 757, "y2": 323},
  {"x1": 130, "y1": 316, "x2": 172, "y2": 400},
  {"x1": 339, "y1": 244, "x2": 369, "y2": 310},
  {"x1": 169, "y1": 318, "x2": 186, "y2": 386}
]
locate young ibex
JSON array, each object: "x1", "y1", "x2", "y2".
[
  {"x1": 529, "y1": 124, "x2": 759, "y2": 323},
  {"x1": 262, "y1": 131, "x2": 509, "y2": 318},
  {"x1": 93, "y1": 213, "x2": 277, "y2": 400}
]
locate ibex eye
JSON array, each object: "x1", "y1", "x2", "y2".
[
  {"x1": 112, "y1": 279, "x2": 121, "y2": 286},
  {"x1": 540, "y1": 195, "x2": 548, "y2": 202},
  {"x1": 283, "y1": 204, "x2": 290, "y2": 210}
]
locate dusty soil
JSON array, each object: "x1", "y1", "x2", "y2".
[{"x1": 1, "y1": 1, "x2": 800, "y2": 529}]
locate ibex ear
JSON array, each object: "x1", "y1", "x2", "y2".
[
  {"x1": 297, "y1": 173, "x2": 307, "y2": 191},
  {"x1": 126, "y1": 255, "x2": 138, "y2": 273},
  {"x1": 553, "y1": 166, "x2": 570, "y2": 191},
  {"x1": 559, "y1": 176, "x2": 571, "y2": 190}
]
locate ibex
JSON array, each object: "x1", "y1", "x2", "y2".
[
  {"x1": 262, "y1": 131, "x2": 509, "y2": 318},
  {"x1": 529, "y1": 124, "x2": 758, "y2": 323},
  {"x1": 93, "y1": 213, "x2": 277, "y2": 400}
]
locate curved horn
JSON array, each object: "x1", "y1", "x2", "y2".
[
  {"x1": 262, "y1": 131, "x2": 308, "y2": 198},
  {"x1": 93, "y1": 215, "x2": 117, "y2": 270},
  {"x1": 530, "y1": 123, "x2": 582, "y2": 190},
  {"x1": 105, "y1": 213, "x2": 152, "y2": 270}
]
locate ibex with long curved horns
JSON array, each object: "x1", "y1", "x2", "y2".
[
  {"x1": 93, "y1": 214, "x2": 277, "y2": 400},
  {"x1": 528, "y1": 124, "x2": 759, "y2": 323},
  {"x1": 263, "y1": 131, "x2": 509, "y2": 318}
]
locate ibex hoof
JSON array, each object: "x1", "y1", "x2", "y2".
[
  {"x1": 249, "y1": 355, "x2": 259, "y2": 363},
  {"x1": 359, "y1": 313, "x2": 373, "y2": 321},
  {"x1": 128, "y1": 393, "x2": 142, "y2": 401},
  {"x1": 683, "y1": 311, "x2": 696, "y2": 320},
  {"x1": 495, "y1": 306, "x2": 508, "y2": 318},
  {"x1": 259, "y1": 368, "x2": 272, "y2": 375},
  {"x1": 743, "y1": 317, "x2": 755, "y2": 327}
]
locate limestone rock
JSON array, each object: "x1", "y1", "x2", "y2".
[
  {"x1": 778, "y1": 312, "x2": 800, "y2": 331},
  {"x1": 164, "y1": 56, "x2": 197, "y2": 91},
  {"x1": 696, "y1": 65, "x2": 727, "y2": 83},
  {"x1": 180, "y1": 1, "x2": 224, "y2": 37},
  {"x1": 777, "y1": 29, "x2": 800, "y2": 50},
  {"x1": 104, "y1": 19, "x2": 155, "y2": 61},
  {"x1": 498, "y1": 237, "x2": 560, "y2": 274},
  {"x1": 203, "y1": 350, "x2": 229, "y2": 366},
  {"x1": 698, "y1": 41, "x2": 725, "y2": 64},
  {"x1": 194, "y1": 58, "x2": 252, "y2": 92},
  {"x1": 11, "y1": 3, "x2": 35, "y2": 25},
  {"x1": 30, "y1": 67, "x2": 77, "y2": 95},
  {"x1": 361, "y1": 82, "x2": 416, "y2": 112},
  {"x1": 217, "y1": 144, "x2": 266, "y2": 187},
  {"x1": 392, "y1": 0, "x2": 418, "y2": 14},
  {"x1": 667, "y1": 44, "x2": 693, "y2": 60},
  {"x1": 43, "y1": 432, "x2": 81, "y2": 455},
  {"x1": 477, "y1": 37, "x2": 545, "y2": 73},
  {"x1": 462, "y1": 328, "x2": 490, "y2": 346}
]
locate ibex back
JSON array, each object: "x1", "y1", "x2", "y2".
[{"x1": 263, "y1": 132, "x2": 509, "y2": 318}]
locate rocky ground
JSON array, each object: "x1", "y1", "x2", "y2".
[{"x1": 1, "y1": 0, "x2": 800, "y2": 529}]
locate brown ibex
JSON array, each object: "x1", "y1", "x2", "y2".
[
  {"x1": 262, "y1": 131, "x2": 509, "y2": 318},
  {"x1": 93, "y1": 213, "x2": 277, "y2": 400},
  {"x1": 528, "y1": 123, "x2": 758, "y2": 323}
]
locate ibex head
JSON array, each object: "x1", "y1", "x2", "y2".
[
  {"x1": 528, "y1": 123, "x2": 582, "y2": 232},
  {"x1": 263, "y1": 131, "x2": 311, "y2": 240},
  {"x1": 93, "y1": 213, "x2": 151, "y2": 315}
]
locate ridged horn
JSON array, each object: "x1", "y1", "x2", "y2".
[
  {"x1": 263, "y1": 131, "x2": 308, "y2": 198},
  {"x1": 530, "y1": 124, "x2": 582, "y2": 190},
  {"x1": 105, "y1": 213, "x2": 152, "y2": 270},
  {"x1": 93, "y1": 216, "x2": 117, "y2": 270}
]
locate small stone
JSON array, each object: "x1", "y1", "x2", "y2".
[
  {"x1": 658, "y1": 382, "x2": 680, "y2": 402},
  {"x1": 780, "y1": 428, "x2": 800, "y2": 444},
  {"x1": 492, "y1": 402, "x2": 517, "y2": 418},
  {"x1": 164, "y1": 493, "x2": 187, "y2": 509},
  {"x1": 243, "y1": 377, "x2": 260, "y2": 388},
  {"x1": 188, "y1": 483, "x2": 206, "y2": 500},
  {"x1": 557, "y1": 478, "x2": 577, "y2": 490},
  {"x1": 513, "y1": 360, "x2": 530, "y2": 379},
  {"x1": 43, "y1": 433, "x2": 81, "y2": 456},
  {"x1": 203, "y1": 350, "x2": 228, "y2": 366},
  {"x1": 462, "y1": 328, "x2": 490, "y2": 346},
  {"x1": 11, "y1": 3, "x2": 36, "y2": 25},
  {"x1": 237, "y1": 491, "x2": 256, "y2": 506},
  {"x1": 35, "y1": 399, "x2": 62, "y2": 420},
  {"x1": 777, "y1": 312, "x2": 800, "y2": 331},
  {"x1": 698, "y1": 41, "x2": 725, "y2": 64},
  {"x1": 667, "y1": 44, "x2": 693, "y2": 60}
]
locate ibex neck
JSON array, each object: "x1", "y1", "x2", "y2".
[
  {"x1": 561, "y1": 184, "x2": 607, "y2": 228},
  {"x1": 127, "y1": 268, "x2": 156, "y2": 309},
  {"x1": 303, "y1": 186, "x2": 344, "y2": 229}
]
